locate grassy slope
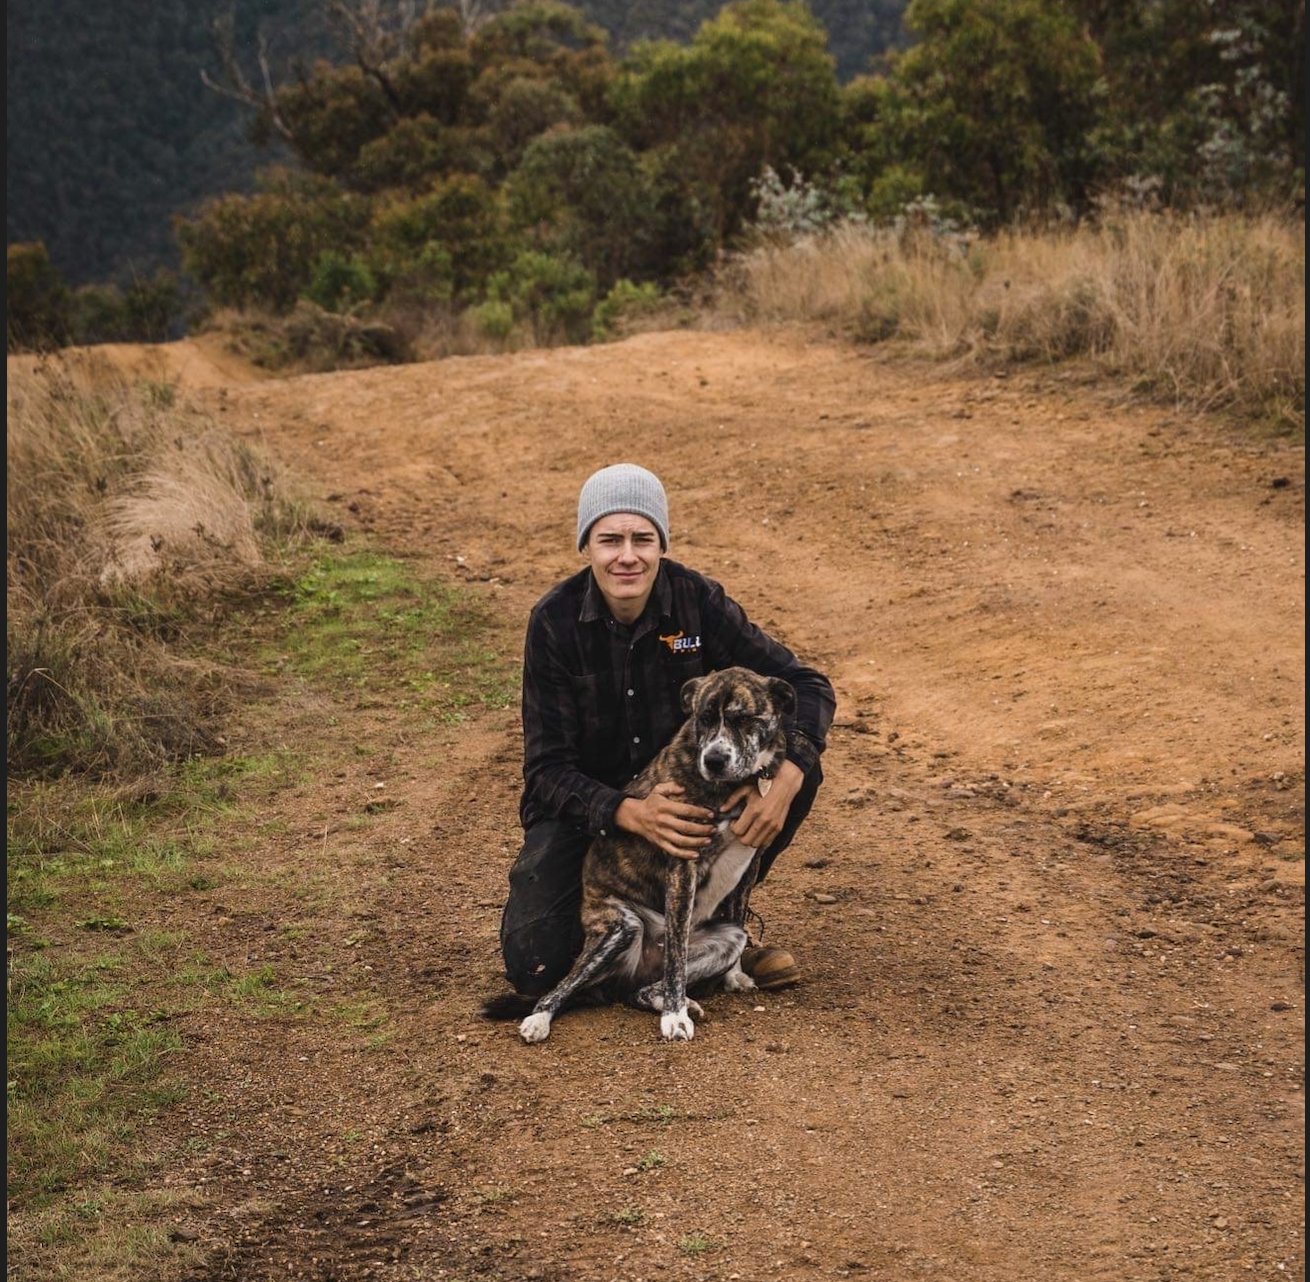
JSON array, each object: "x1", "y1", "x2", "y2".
[{"x1": 7, "y1": 547, "x2": 515, "y2": 1279}]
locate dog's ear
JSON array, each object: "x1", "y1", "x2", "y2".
[
  {"x1": 680, "y1": 676, "x2": 706, "y2": 713},
  {"x1": 767, "y1": 677, "x2": 797, "y2": 716}
]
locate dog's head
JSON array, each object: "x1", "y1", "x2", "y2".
[{"x1": 680, "y1": 667, "x2": 796, "y2": 784}]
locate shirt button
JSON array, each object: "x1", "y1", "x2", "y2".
[
  {"x1": 627, "y1": 688, "x2": 635, "y2": 697},
  {"x1": 599, "y1": 829, "x2": 607, "y2": 836},
  {"x1": 632, "y1": 736, "x2": 641, "y2": 744}
]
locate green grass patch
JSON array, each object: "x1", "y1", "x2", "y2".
[
  {"x1": 268, "y1": 549, "x2": 516, "y2": 715},
  {"x1": 16, "y1": 1185, "x2": 210, "y2": 1282},
  {"x1": 6, "y1": 948, "x2": 183, "y2": 1206},
  {"x1": 474, "y1": 1184, "x2": 519, "y2": 1210},
  {"x1": 6, "y1": 757, "x2": 298, "y2": 922},
  {"x1": 224, "y1": 964, "x2": 306, "y2": 1017},
  {"x1": 678, "y1": 1233, "x2": 718, "y2": 1256},
  {"x1": 5, "y1": 752, "x2": 306, "y2": 1217},
  {"x1": 331, "y1": 997, "x2": 390, "y2": 1031}
]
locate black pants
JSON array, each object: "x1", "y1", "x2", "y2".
[{"x1": 498, "y1": 764, "x2": 823, "y2": 996}]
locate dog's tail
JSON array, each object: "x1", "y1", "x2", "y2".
[
  {"x1": 479, "y1": 992, "x2": 538, "y2": 1021},
  {"x1": 480, "y1": 986, "x2": 612, "y2": 1021}
]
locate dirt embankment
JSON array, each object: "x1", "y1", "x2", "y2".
[{"x1": 19, "y1": 330, "x2": 1307, "y2": 1281}]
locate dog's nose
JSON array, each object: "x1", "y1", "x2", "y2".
[{"x1": 703, "y1": 748, "x2": 729, "y2": 776}]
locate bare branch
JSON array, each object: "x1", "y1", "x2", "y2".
[
  {"x1": 455, "y1": 0, "x2": 499, "y2": 37},
  {"x1": 200, "y1": 14, "x2": 295, "y2": 142},
  {"x1": 325, "y1": 0, "x2": 410, "y2": 114},
  {"x1": 257, "y1": 34, "x2": 283, "y2": 111}
]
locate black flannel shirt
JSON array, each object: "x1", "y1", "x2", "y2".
[{"x1": 519, "y1": 558, "x2": 836, "y2": 836}]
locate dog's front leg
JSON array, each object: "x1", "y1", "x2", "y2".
[
  {"x1": 659, "y1": 858, "x2": 697, "y2": 1041},
  {"x1": 519, "y1": 911, "x2": 638, "y2": 1043}
]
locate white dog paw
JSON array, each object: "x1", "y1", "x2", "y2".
[
  {"x1": 519, "y1": 1012, "x2": 552, "y2": 1043},
  {"x1": 722, "y1": 965, "x2": 757, "y2": 993},
  {"x1": 660, "y1": 1008, "x2": 696, "y2": 1041}
]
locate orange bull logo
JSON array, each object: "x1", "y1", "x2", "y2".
[{"x1": 659, "y1": 630, "x2": 701, "y2": 654}]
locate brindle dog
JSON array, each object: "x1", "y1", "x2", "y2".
[{"x1": 498, "y1": 666, "x2": 795, "y2": 1043}]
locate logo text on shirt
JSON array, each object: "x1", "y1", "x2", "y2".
[{"x1": 659, "y1": 629, "x2": 701, "y2": 655}]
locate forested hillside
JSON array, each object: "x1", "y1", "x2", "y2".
[
  {"x1": 7, "y1": 1, "x2": 309, "y2": 285},
  {"x1": 5, "y1": 0, "x2": 904, "y2": 286},
  {"x1": 7, "y1": 0, "x2": 1302, "y2": 362}
]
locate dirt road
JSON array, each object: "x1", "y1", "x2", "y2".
[{"x1": 64, "y1": 330, "x2": 1310, "y2": 1279}]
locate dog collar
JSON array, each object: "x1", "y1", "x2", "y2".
[{"x1": 709, "y1": 768, "x2": 777, "y2": 821}]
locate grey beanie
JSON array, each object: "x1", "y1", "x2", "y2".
[{"x1": 576, "y1": 463, "x2": 669, "y2": 550}]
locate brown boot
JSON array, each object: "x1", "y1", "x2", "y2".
[{"x1": 740, "y1": 945, "x2": 800, "y2": 990}]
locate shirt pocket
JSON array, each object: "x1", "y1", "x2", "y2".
[{"x1": 567, "y1": 672, "x2": 610, "y2": 735}]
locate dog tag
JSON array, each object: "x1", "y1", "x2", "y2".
[{"x1": 757, "y1": 776, "x2": 772, "y2": 798}]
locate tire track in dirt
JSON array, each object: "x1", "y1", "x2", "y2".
[{"x1": 82, "y1": 329, "x2": 1304, "y2": 1281}]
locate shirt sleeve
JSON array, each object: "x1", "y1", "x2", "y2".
[
  {"x1": 700, "y1": 577, "x2": 836, "y2": 775},
  {"x1": 520, "y1": 607, "x2": 627, "y2": 836}
]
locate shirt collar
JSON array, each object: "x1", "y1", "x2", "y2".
[{"x1": 578, "y1": 559, "x2": 673, "y2": 625}]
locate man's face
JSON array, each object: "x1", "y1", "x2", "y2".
[{"x1": 585, "y1": 513, "x2": 662, "y2": 621}]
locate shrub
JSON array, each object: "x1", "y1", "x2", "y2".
[
  {"x1": 486, "y1": 250, "x2": 596, "y2": 344},
  {"x1": 216, "y1": 301, "x2": 410, "y2": 373},
  {"x1": 747, "y1": 165, "x2": 840, "y2": 239},
  {"x1": 303, "y1": 251, "x2": 378, "y2": 312},
  {"x1": 353, "y1": 117, "x2": 493, "y2": 192},
  {"x1": 176, "y1": 171, "x2": 372, "y2": 312},
  {"x1": 485, "y1": 75, "x2": 584, "y2": 171},
  {"x1": 7, "y1": 242, "x2": 72, "y2": 351},
  {"x1": 367, "y1": 174, "x2": 514, "y2": 302},
  {"x1": 70, "y1": 272, "x2": 184, "y2": 345},
  {"x1": 591, "y1": 279, "x2": 663, "y2": 339},
  {"x1": 610, "y1": 0, "x2": 842, "y2": 243},
  {"x1": 7, "y1": 245, "x2": 186, "y2": 350},
  {"x1": 265, "y1": 61, "x2": 396, "y2": 179},
  {"x1": 509, "y1": 125, "x2": 657, "y2": 286},
  {"x1": 850, "y1": 0, "x2": 1104, "y2": 224},
  {"x1": 470, "y1": 298, "x2": 516, "y2": 341}
]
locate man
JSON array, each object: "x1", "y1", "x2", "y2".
[{"x1": 499, "y1": 463, "x2": 835, "y2": 997}]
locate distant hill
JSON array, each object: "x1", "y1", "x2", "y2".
[
  {"x1": 582, "y1": 0, "x2": 903, "y2": 78},
  {"x1": 5, "y1": 0, "x2": 324, "y2": 286},
  {"x1": 5, "y1": 0, "x2": 904, "y2": 286}
]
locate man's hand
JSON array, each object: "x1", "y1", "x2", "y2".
[
  {"x1": 616, "y1": 782, "x2": 717, "y2": 860},
  {"x1": 724, "y1": 759, "x2": 805, "y2": 850}
]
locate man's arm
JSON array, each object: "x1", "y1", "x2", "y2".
[
  {"x1": 520, "y1": 609, "x2": 626, "y2": 837},
  {"x1": 701, "y1": 578, "x2": 837, "y2": 774},
  {"x1": 699, "y1": 577, "x2": 835, "y2": 848}
]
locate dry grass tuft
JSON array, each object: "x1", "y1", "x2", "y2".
[
  {"x1": 208, "y1": 299, "x2": 521, "y2": 370},
  {"x1": 100, "y1": 432, "x2": 267, "y2": 585},
  {"x1": 6, "y1": 356, "x2": 306, "y2": 776},
  {"x1": 719, "y1": 210, "x2": 1304, "y2": 429},
  {"x1": 207, "y1": 301, "x2": 411, "y2": 373}
]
